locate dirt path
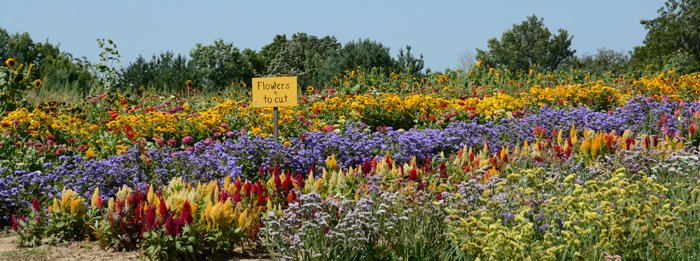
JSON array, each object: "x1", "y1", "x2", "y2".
[
  {"x1": 0, "y1": 230, "x2": 271, "y2": 261},
  {"x1": 0, "y1": 231, "x2": 142, "y2": 260}
]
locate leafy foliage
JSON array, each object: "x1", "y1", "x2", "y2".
[
  {"x1": 633, "y1": 0, "x2": 700, "y2": 72},
  {"x1": 476, "y1": 15, "x2": 575, "y2": 72},
  {"x1": 189, "y1": 39, "x2": 254, "y2": 90},
  {"x1": 267, "y1": 33, "x2": 340, "y2": 87},
  {"x1": 121, "y1": 52, "x2": 195, "y2": 91}
]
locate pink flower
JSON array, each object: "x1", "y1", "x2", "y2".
[{"x1": 181, "y1": 136, "x2": 194, "y2": 145}]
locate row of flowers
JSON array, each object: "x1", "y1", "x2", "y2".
[
  {"x1": 11, "y1": 129, "x2": 700, "y2": 259},
  {"x1": 1, "y1": 71, "x2": 698, "y2": 161},
  {"x1": 3, "y1": 97, "x2": 699, "y2": 223}
]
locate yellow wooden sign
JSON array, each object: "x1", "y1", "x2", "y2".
[{"x1": 252, "y1": 77, "x2": 298, "y2": 108}]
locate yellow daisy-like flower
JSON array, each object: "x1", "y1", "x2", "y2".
[
  {"x1": 5, "y1": 57, "x2": 16, "y2": 67},
  {"x1": 186, "y1": 80, "x2": 193, "y2": 88},
  {"x1": 33, "y1": 79, "x2": 43, "y2": 89},
  {"x1": 238, "y1": 82, "x2": 247, "y2": 88},
  {"x1": 307, "y1": 86, "x2": 315, "y2": 93}
]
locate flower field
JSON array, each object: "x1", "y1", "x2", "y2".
[{"x1": 3, "y1": 58, "x2": 700, "y2": 260}]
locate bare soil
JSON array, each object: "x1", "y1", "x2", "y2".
[{"x1": 0, "y1": 230, "x2": 271, "y2": 261}]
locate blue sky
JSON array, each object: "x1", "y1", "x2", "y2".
[{"x1": 1, "y1": 0, "x2": 663, "y2": 71}]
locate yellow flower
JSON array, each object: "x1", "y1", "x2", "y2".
[
  {"x1": 207, "y1": 199, "x2": 234, "y2": 229},
  {"x1": 33, "y1": 79, "x2": 43, "y2": 89},
  {"x1": 307, "y1": 86, "x2": 315, "y2": 93},
  {"x1": 186, "y1": 80, "x2": 193, "y2": 88},
  {"x1": 70, "y1": 197, "x2": 85, "y2": 217},
  {"x1": 237, "y1": 208, "x2": 249, "y2": 228},
  {"x1": 5, "y1": 57, "x2": 16, "y2": 67},
  {"x1": 476, "y1": 60, "x2": 482, "y2": 68}
]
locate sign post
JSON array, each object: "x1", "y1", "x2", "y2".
[
  {"x1": 252, "y1": 76, "x2": 298, "y2": 142},
  {"x1": 273, "y1": 107, "x2": 279, "y2": 141}
]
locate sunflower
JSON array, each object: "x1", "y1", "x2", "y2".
[
  {"x1": 33, "y1": 79, "x2": 43, "y2": 88},
  {"x1": 186, "y1": 80, "x2": 193, "y2": 88},
  {"x1": 238, "y1": 82, "x2": 247, "y2": 88},
  {"x1": 307, "y1": 86, "x2": 315, "y2": 93},
  {"x1": 5, "y1": 57, "x2": 16, "y2": 67}
]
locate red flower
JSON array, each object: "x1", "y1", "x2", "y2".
[
  {"x1": 438, "y1": 161, "x2": 447, "y2": 178},
  {"x1": 11, "y1": 215, "x2": 19, "y2": 231},
  {"x1": 235, "y1": 177, "x2": 242, "y2": 191},
  {"x1": 362, "y1": 161, "x2": 372, "y2": 176},
  {"x1": 408, "y1": 167, "x2": 418, "y2": 181},
  {"x1": 218, "y1": 190, "x2": 232, "y2": 202},
  {"x1": 274, "y1": 172, "x2": 282, "y2": 193},
  {"x1": 233, "y1": 191, "x2": 241, "y2": 205},
  {"x1": 257, "y1": 192, "x2": 265, "y2": 206},
  {"x1": 287, "y1": 191, "x2": 296, "y2": 204},
  {"x1": 144, "y1": 205, "x2": 157, "y2": 232},
  {"x1": 115, "y1": 198, "x2": 124, "y2": 214},
  {"x1": 294, "y1": 174, "x2": 303, "y2": 189},
  {"x1": 181, "y1": 200, "x2": 193, "y2": 225},
  {"x1": 281, "y1": 174, "x2": 293, "y2": 194},
  {"x1": 158, "y1": 196, "x2": 167, "y2": 217},
  {"x1": 95, "y1": 196, "x2": 103, "y2": 209},
  {"x1": 164, "y1": 214, "x2": 181, "y2": 236},
  {"x1": 32, "y1": 197, "x2": 41, "y2": 212},
  {"x1": 243, "y1": 181, "x2": 251, "y2": 198}
]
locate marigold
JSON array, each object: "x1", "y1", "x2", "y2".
[
  {"x1": 33, "y1": 79, "x2": 42, "y2": 88},
  {"x1": 5, "y1": 57, "x2": 16, "y2": 67}
]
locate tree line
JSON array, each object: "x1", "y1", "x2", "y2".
[{"x1": 1, "y1": 0, "x2": 698, "y2": 94}]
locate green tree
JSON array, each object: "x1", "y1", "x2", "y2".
[
  {"x1": 189, "y1": 39, "x2": 253, "y2": 90},
  {"x1": 0, "y1": 27, "x2": 93, "y2": 92},
  {"x1": 39, "y1": 51, "x2": 92, "y2": 91},
  {"x1": 3, "y1": 32, "x2": 37, "y2": 65},
  {"x1": 258, "y1": 34, "x2": 288, "y2": 74},
  {"x1": 575, "y1": 49, "x2": 631, "y2": 75},
  {"x1": 395, "y1": 45, "x2": 425, "y2": 75},
  {"x1": 267, "y1": 33, "x2": 340, "y2": 87},
  {"x1": 633, "y1": 0, "x2": 700, "y2": 72},
  {"x1": 242, "y1": 48, "x2": 265, "y2": 76},
  {"x1": 476, "y1": 15, "x2": 575, "y2": 72},
  {"x1": 121, "y1": 52, "x2": 195, "y2": 91},
  {"x1": 334, "y1": 38, "x2": 395, "y2": 72}
]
